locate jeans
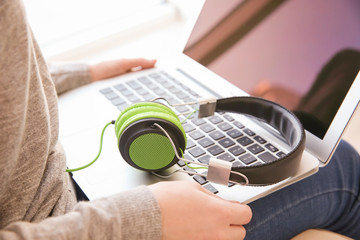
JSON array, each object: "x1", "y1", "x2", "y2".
[{"x1": 245, "y1": 140, "x2": 360, "y2": 239}]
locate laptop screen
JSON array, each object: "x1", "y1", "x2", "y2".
[{"x1": 184, "y1": 0, "x2": 360, "y2": 139}]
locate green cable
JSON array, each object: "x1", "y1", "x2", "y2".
[
  {"x1": 180, "y1": 148, "x2": 208, "y2": 170},
  {"x1": 181, "y1": 109, "x2": 198, "y2": 124},
  {"x1": 66, "y1": 121, "x2": 114, "y2": 172}
]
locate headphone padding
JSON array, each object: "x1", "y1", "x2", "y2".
[{"x1": 115, "y1": 102, "x2": 186, "y2": 143}]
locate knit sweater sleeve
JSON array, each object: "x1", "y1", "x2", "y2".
[
  {"x1": 0, "y1": 1, "x2": 162, "y2": 239},
  {"x1": 48, "y1": 62, "x2": 93, "y2": 95},
  {"x1": 1, "y1": 187, "x2": 162, "y2": 240}
]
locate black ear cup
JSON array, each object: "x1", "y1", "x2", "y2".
[{"x1": 115, "y1": 102, "x2": 187, "y2": 171}]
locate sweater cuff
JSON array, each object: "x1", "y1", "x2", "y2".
[
  {"x1": 114, "y1": 186, "x2": 162, "y2": 239},
  {"x1": 48, "y1": 62, "x2": 92, "y2": 95},
  {"x1": 98, "y1": 186, "x2": 162, "y2": 240}
]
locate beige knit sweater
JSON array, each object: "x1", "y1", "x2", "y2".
[{"x1": 0, "y1": 0, "x2": 161, "y2": 239}]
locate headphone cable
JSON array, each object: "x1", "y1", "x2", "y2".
[{"x1": 66, "y1": 120, "x2": 115, "y2": 172}]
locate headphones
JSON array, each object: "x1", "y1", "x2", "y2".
[{"x1": 114, "y1": 96, "x2": 306, "y2": 185}]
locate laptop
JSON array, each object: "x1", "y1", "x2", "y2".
[{"x1": 58, "y1": 0, "x2": 360, "y2": 204}]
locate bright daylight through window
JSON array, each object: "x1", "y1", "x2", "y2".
[{"x1": 23, "y1": 0, "x2": 166, "y2": 57}]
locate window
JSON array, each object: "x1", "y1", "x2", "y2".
[{"x1": 23, "y1": 0, "x2": 169, "y2": 57}]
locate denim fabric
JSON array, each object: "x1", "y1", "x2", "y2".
[{"x1": 245, "y1": 140, "x2": 360, "y2": 239}]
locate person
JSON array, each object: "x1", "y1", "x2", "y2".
[
  {"x1": 2, "y1": 1, "x2": 359, "y2": 240},
  {"x1": 0, "y1": 0, "x2": 251, "y2": 239}
]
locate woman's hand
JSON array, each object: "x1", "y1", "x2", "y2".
[
  {"x1": 89, "y1": 58, "x2": 157, "y2": 82},
  {"x1": 149, "y1": 181, "x2": 252, "y2": 240}
]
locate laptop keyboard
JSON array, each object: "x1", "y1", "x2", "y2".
[{"x1": 99, "y1": 70, "x2": 285, "y2": 193}]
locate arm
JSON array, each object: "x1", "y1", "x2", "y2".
[
  {"x1": 1, "y1": 187, "x2": 161, "y2": 240},
  {"x1": 49, "y1": 58, "x2": 156, "y2": 95}
]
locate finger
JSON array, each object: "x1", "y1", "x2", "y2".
[
  {"x1": 121, "y1": 58, "x2": 156, "y2": 71},
  {"x1": 227, "y1": 203, "x2": 252, "y2": 225},
  {"x1": 228, "y1": 225, "x2": 247, "y2": 240}
]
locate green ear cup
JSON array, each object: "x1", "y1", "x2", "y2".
[{"x1": 115, "y1": 102, "x2": 187, "y2": 171}]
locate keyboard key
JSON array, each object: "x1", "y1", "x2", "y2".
[
  {"x1": 208, "y1": 116, "x2": 223, "y2": 124},
  {"x1": 192, "y1": 118, "x2": 206, "y2": 126},
  {"x1": 203, "y1": 184, "x2": 218, "y2": 194},
  {"x1": 182, "y1": 123, "x2": 196, "y2": 133},
  {"x1": 167, "y1": 98, "x2": 180, "y2": 105},
  {"x1": 162, "y1": 82, "x2": 173, "y2": 89},
  {"x1": 217, "y1": 153, "x2": 235, "y2": 162},
  {"x1": 189, "y1": 130, "x2": 205, "y2": 140},
  {"x1": 111, "y1": 97, "x2": 126, "y2": 106},
  {"x1": 153, "y1": 88, "x2": 165, "y2": 95},
  {"x1": 127, "y1": 95, "x2": 140, "y2": 103},
  {"x1": 277, "y1": 151, "x2": 286, "y2": 158},
  {"x1": 233, "y1": 121, "x2": 245, "y2": 129},
  {"x1": 119, "y1": 89, "x2": 133, "y2": 97},
  {"x1": 117, "y1": 104, "x2": 129, "y2": 111},
  {"x1": 147, "y1": 83, "x2": 159, "y2": 90},
  {"x1": 186, "y1": 139, "x2": 196, "y2": 149},
  {"x1": 99, "y1": 88, "x2": 113, "y2": 94},
  {"x1": 138, "y1": 76, "x2": 151, "y2": 84},
  {"x1": 193, "y1": 175, "x2": 207, "y2": 185},
  {"x1": 105, "y1": 92, "x2": 119, "y2": 100},
  {"x1": 243, "y1": 128, "x2": 256, "y2": 136},
  {"x1": 232, "y1": 161, "x2": 243, "y2": 168},
  {"x1": 177, "y1": 92, "x2": 189, "y2": 99},
  {"x1": 175, "y1": 105, "x2": 190, "y2": 113},
  {"x1": 127, "y1": 80, "x2": 141, "y2": 90},
  {"x1": 169, "y1": 86, "x2": 181, "y2": 94},
  {"x1": 265, "y1": 143, "x2": 279, "y2": 152},
  {"x1": 228, "y1": 146, "x2": 246, "y2": 156},
  {"x1": 217, "y1": 122, "x2": 233, "y2": 131},
  {"x1": 183, "y1": 166, "x2": 196, "y2": 176},
  {"x1": 209, "y1": 131, "x2": 225, "y2": 140},
  {"x1": 207, "y1": 145, "x2": 224, "y2": 156},
  {"x1": 160, "y1": 93, "x2": 172, "y2": 100},
  {"x1": 227, "y1": 129, "x2": 243, "y2": 139},
  {"x1": 177, "y1": 159, "x2": 186, "y2": 167},
  {"x1": 198, "y1": 138, "x2": 215, "y2": 148},
  {"x1": 154, "y1": 78, "x2": 167, "y2": 85},
  {"x1": 254, "y1": 136, "x2": 267, "y2": 144},
  {"x1": 143, "y1": 93, "x2": 155, "y2": 101},
  {"x1": 259, "y1": 152, "x2": 277, "y2": 163},
  {"x1": 218, "y1": 138, "x2": 235, "y2": 148},
  {"x1": 198, "y1": 154, "x2": 210, "y2": 164},
  {"x1": 188, "y1": 147, "x2": 206, "y2": 158},
  {"x1": 114, "y1": 83, "x2": 127, "y2": 91},
  {"x1": 223, "y1": 114, "x2": 235, "y2": 122},
  {"x1": 200, "y1": 124, "x2": 215, "y2": 133},
  {"x1": 137, "y1": 88, "x2": 149, "y2": 95},
  {"x1": 247, "y1": 144, "x2": 265, "y2": 154},
  {"x1": 149, "y1": 73, "x2": 161, "y2": 79},
  {"x1": 184, "y1": 154, "x2": 194, "y2": 162},
  {"x1": 189, "y1": 89, "x2": 201, "y2": 97},
  {"x1": 239, "y1": 153, "x2": 257, "y2": 165},
  {"x1": 237, "y1": 136, "x2": 254, "y2": 146}
]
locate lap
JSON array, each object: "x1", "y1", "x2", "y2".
[{"x1": 245, "y1": 140, "x2": 360, "y2": 240}]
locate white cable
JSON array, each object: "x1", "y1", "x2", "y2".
[{"x1": 152, "y1": 123, "x2": 249, "y2": 185}]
